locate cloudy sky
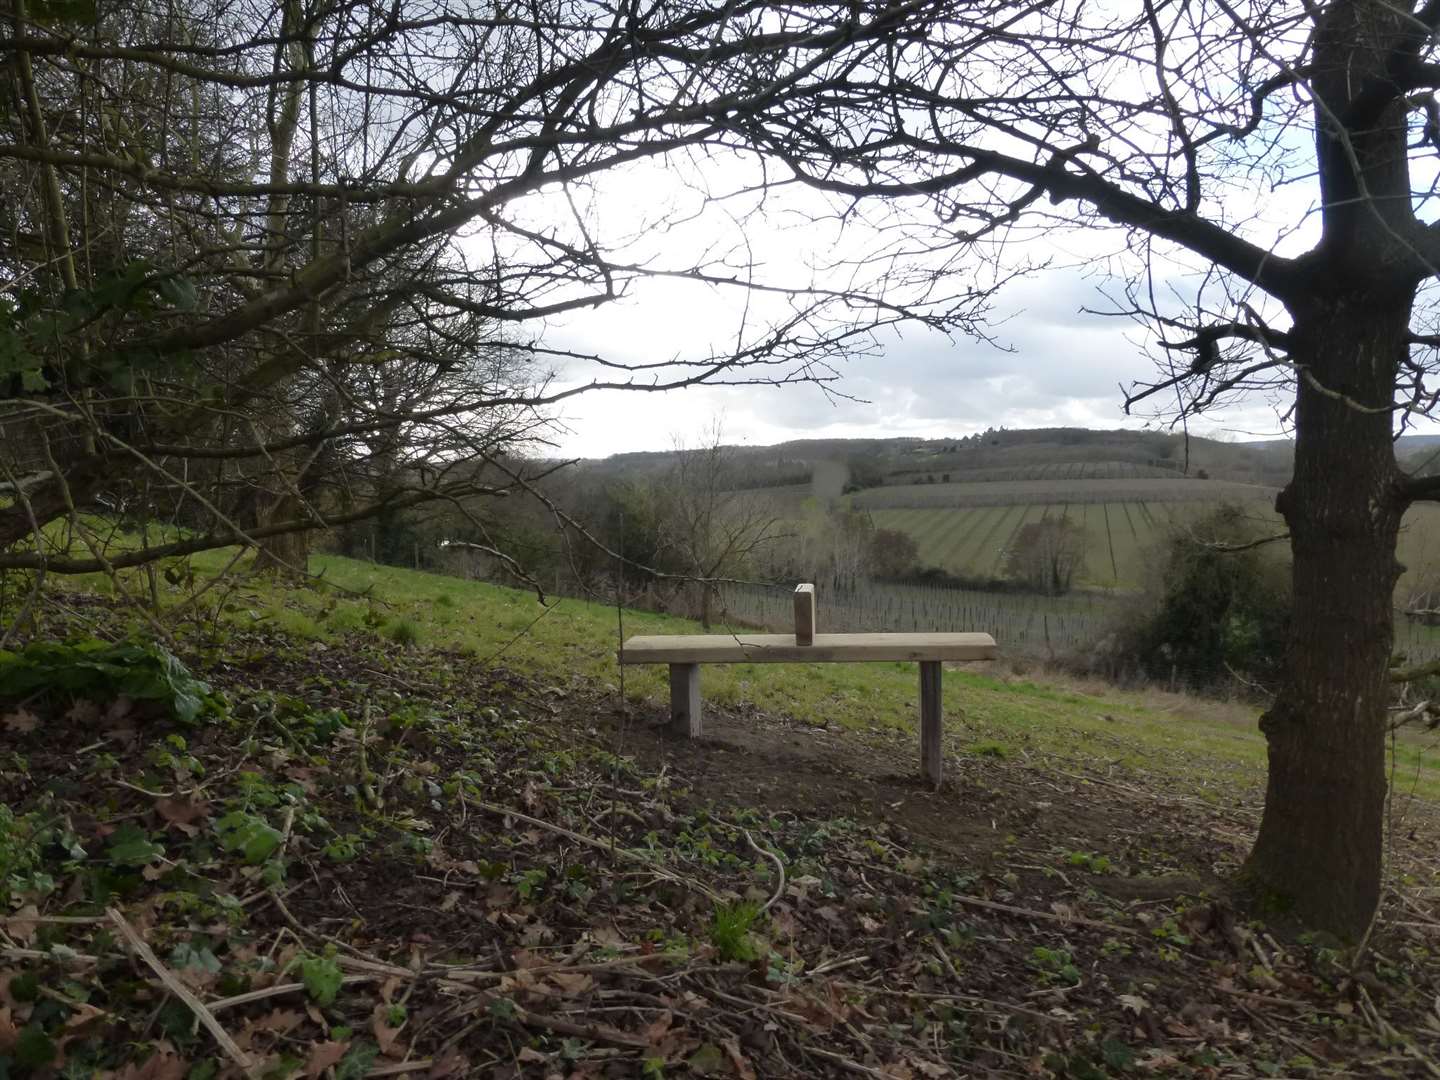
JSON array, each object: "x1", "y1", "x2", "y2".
[
  {"x1": 540, "y1": 260, "x2": 1293, "y2": 459},
  {"x1": 509, "y1": 157, "x2": 1302, "y2": 460}
]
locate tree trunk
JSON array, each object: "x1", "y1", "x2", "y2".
[
  {"x1": 1242, "y1": 296, "x2": 1409, "y2": 937},
  {"x1": 252, "y1": 494, "x2": 310, "y2": 575}
]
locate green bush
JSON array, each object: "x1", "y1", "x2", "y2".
[
  {"x1": 0, "y1": 806, "x2": 42, "y2": 903},
  {"x1": 384, "y1": 618, "x2": 421, "y2": 647},
  {"x1": 1104, "y1": 505, "x2": 1290, "y2": 692}
]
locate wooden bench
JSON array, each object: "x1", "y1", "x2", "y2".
[{"x1": 618, "y1": 584, "x2": 997, "y2": 786}]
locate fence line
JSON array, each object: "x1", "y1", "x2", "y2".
[{"x1": 715, "y1": 580, "x2": 1440, "y2": 667}]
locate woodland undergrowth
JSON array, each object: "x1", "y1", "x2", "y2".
[{"x1": 0, "y1": 594, "x2": 1437, "y2": 1078}]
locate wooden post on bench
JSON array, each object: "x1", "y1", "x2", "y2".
[
  {"x1": 670, "y1": 663, "x2": 701, "y2": 737},
  {"x1": 920, "y1": 660, "x2": 943, "y2": 787},
  {"x1": 793, "y1": 583, "x2": 815, "y2": 645}
]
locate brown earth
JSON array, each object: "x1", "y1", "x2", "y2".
[{"x1": 1, "y1": 608, "x2": 1438, "y2": 1078}]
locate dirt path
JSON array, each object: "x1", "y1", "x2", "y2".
[{"x1": 601, "y1": 694, "x2": 1267, "y2": 902}]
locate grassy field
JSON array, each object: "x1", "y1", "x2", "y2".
[
  {"x1": 853, "y1": 476, "x2": 1272, "y2": 510},
  {"x1": 20, "y1": 551, "x2": 1440, "y2": 1078},
  {"x1": 888, "y1": 459, "x2": 1196, "y2": 483},
  {"x1": 78, "y1": 550, "x2": 1436, "y2": 804},
  {"x1": 870, "y1": 500, "x2": 1254, "y2": 588},
  {"x1": 871, "y1": 493, "x2": 1440, "y2": 593}
]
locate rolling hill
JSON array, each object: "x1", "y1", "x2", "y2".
[{"x1": 578, "y1": 426, "x2": 1440, "y2": 593}]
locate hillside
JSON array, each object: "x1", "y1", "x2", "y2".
[
  {"x1": 571, "y1": 425, "x2": 1440, "y2": 596},
  {"x1": 3, "y1": 558, "x2": 1439, "y2": 1077},
  {"x1": 578, "y1": 428, "x2": 1296, "y2": 490}
]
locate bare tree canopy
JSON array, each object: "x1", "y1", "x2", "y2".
[
  {"x1": 4, "y1": 0, "x2": 1432, "y2": 935},
  {"x1": 731, "y1": 0, "x2": 1439, "y2": 935},
  {"x1": 0, "y1": 0, "x2": 997, "y2": 575}
]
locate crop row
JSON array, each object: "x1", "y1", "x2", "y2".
[
  {"x1": 889, "y1": 460, "x2": 1180, "y2": 484},
  {"x1": 853, "y1": 477, "x2": 1272, "y2": 511},
  {"x1": 870, "y1": 501, "x2": 1247, "y2": 588}
]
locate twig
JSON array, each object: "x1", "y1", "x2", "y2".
[
  {"x1": 366, "y1": 1061, "x2": 435, "y2": 1077},
  {"x1": 0, "y1": 914, "x2": 106, "y2": 926},
  {"x1": 804, "y1": 1045, "x2": 890, "y2": 1077},
  {"x1": 745, "y1": 829, "x2": 786, "y2": 915},
  {"x1": 946, "y1": 893, "x2": 1140, "y2": 936},
  {"x1": 1, "y1": 946, "x2": 101, "y2": 964},
  {"x1": 452, "y1": 991, "x2": 650, "y2": 1049},
  {"x1": 207, "y1": 974, "x2": 377, "y2": 1013},
  {"x1": 836, "y1": 981, "x2": 1069, "y2": 1022},
  {"x1": 1215, "y1": 986, "x2": 1311, "y2": 1009},
  {"x1": 107, "y1": 907, "x2": 258, "y2": 1078},
  {"x1": 809, "y1": 955, "x2": 869, "y2": 976},
  {"x1": 468, "y1": 799, "x2": 721, "y2": 902}
]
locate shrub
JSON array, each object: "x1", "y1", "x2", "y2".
[
  {"x1": 1100, "y1": 504, "x2": 1289, "y2": 692},
  {"x1": 0, "y1": 639, "x2": 220, "y2": 724},
  {"x1": 384, "y1": 618, "x2": 421, "y2": 647},
  {"x1": 868, "y1": 528, "x2": 920, "y2": 580},
  {"x1": 1003, "y1": 517, "x2": 1086, "y2": 595},
  {"x1": 709, "y1": 901, "x2": 761, "y2": 961}
]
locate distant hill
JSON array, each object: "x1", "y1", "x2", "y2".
[
  {"x1": 579, "y1": 426, "x2": 1295, "y2": 490},
  {"x1": 571, "y1": 425, "x2": 1440, "y2": 592}
]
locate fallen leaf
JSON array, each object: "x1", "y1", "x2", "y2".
[
  {"x1": 236, "y1": 1008, "x2": 305, "y2": 1050},
  {"x1": 371, "y1": 1003, "x2": 405, "y2": 1057},
  {"x1": 64, "y1": 700, "x2": 100, "y2": 725},
  {"x1": 8, "y1": 905, "x2": 39, "y2": 945},
  {"x1": 644, "y1": 1010, "x2": 674, "y2": 1045},
  {"x1": 112, "y1": 1052, "x2": 189, "y2": 1080},
  {"x1": 2, "y1": 709, "x2": 38, "y2": 734},
  {"x1": 912, "y1": 1059, "x2": 952, "y2": 1078},
  {"x1": 521, "y1": 779, "x2": 542, "y2": 810},
  {"x1": 428, "y1": 1049, "x2": 469, "y2": 1077},
  {"x1": 104, "y1": 696, "x2": 135, "y2": 725},
  {"x1": 155, "y1": 797, "x2": 210, "y2": 828},
  {"x1": 305, "y1": 1040, "x2": 350, "y2": 1077},
  {"x1": 63, "y1": 1002, "x2": 108, "y2": 1032},
  {"x1": 687, "y1": 1043, "x2": 726, "y2": 1076},
  {"x1": 1117, "y1": 993, "x2": 1149, "y2": 1016},
  {"x1": 548, "y1": 972, "x2": 594, "y2": 996},
  {"x1": 721, "y1": 1037, "x2": 756, "y2": 1080},
  {"x1": 517, "y1": 1046, "x2": 549, "y2": 1063}
]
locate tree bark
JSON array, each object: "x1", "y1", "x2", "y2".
[
  {"x1": 1242, "y1": 295, "x2": 1409, "y2": 936},
  {"x1": 252, "y1": 494, "x2": 310, "y2": 575}
]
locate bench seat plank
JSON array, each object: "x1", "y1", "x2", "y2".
[{"x1": 620, "y1": 632, "x2": 997, "y2": 665}]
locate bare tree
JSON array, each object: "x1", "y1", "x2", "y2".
[
  {"x1": 7, "y1": 0, "x2": 1415, "y2": 936},
  {"x1": 0, "y1": 0, "x2": 997, "y2": 579},
  {"x1": 658, "y1": 424, "x2": 787, "y2": 628},
  {"x1": 735, "y1": 0, "x2": 1440, "y2": 934},
  {"x1": 1004, "y1": 519, "x2": 1087, "y2": 596}
]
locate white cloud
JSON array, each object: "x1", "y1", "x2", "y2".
[{"x1": 516, "y1": 151, "x2": 1429, "y2": 459}]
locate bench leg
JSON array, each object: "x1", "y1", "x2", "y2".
[
  {"x1": 670, "y1": 663, "x2": 702, "y2": 738},
  {"x1": 920, "y1": 660, "x2": 943, "y2": 787}
]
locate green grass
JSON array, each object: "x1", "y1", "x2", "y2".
[{"x1": 43, "y1": 548, "x2": 1440, "y2": 803}]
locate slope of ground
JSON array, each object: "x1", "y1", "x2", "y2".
[
  {"x1": 864, "y1": 493, "x2": 1440, "y2": 594},
  {"x1": 2, "y1": 563, "x2": 1438, "y2": 1077}
]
